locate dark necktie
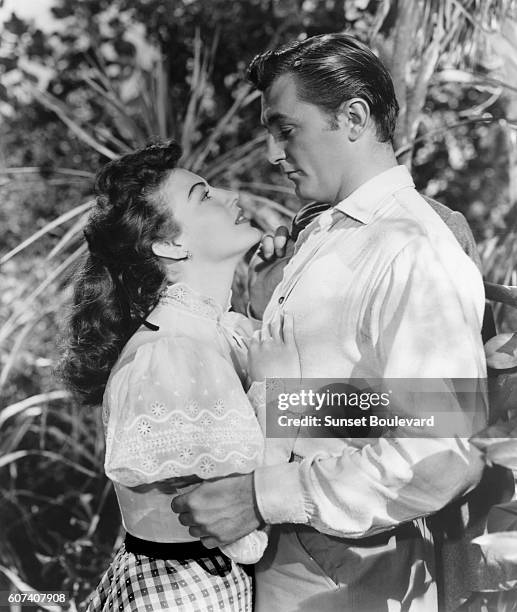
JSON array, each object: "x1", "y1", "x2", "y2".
[{"x1": 290, "y1": 202, "x2": 332, "y2": 240}]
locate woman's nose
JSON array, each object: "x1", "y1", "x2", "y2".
[
  {"x1": 220, "y1": 188, "x2": 239, "y2": 207},
  {"x1": 267, "y1": 134, "x2": 285, "y2": 166}
]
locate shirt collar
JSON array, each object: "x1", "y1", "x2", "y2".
[{"x1": 333, "y1": 165, "x2": 414, "y2": 225}]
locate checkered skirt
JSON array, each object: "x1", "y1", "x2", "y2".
[{"x1": 85, "y1": 543, "x2": 252, "y2": 611}]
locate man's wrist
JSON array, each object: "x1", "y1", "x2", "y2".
[{"x1": 250, "y1": 472, "x2": 266, "y2": 529}]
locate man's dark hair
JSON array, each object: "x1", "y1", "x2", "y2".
[{"x1": 247, "y1": 33, "x2": 399, "y2": 143}]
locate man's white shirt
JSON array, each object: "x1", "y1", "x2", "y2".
[{"x1": 253, "y1": 165, "x2": 487, "y2": 537}]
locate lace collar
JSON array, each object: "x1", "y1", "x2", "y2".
[{"x1": 159, "y1": 282, "x2": 232, "y2": 322}]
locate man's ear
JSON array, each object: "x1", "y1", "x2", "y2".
[
  {"x1": 338, "y1": 97, "x2": 370, "y2": 141},
  {"x1": 152, "y1": 240, "x2": 188, "y2": 260}
]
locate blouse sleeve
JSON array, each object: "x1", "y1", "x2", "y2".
[{"x1": 103, "y1": 335, "x2": 264, "y2": 488}]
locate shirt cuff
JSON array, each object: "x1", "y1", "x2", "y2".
[{"x1": 254, "y1": 462, "x2": 309, "y2": 525}]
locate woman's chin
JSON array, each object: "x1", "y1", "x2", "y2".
[
  {"x1": 252, "y1": 227, "x2": 265, "y2": 246},
  {"x1": 240, "y1": 223, "x2": 263, "y2": 242},
  {"x1": 239, "y1": 227, "x2": 263, "y2": 256},
  {"x1": 215, "y1": 228, "x2": 262, "y2": 260}
]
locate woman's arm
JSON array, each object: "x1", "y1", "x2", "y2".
[{"x1": 104, "y1": 335, "x2": 264, "y2": 488}]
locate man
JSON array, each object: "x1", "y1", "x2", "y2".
[{"x1": 172, "y1": 34, "x2": 488, "y2": 611}]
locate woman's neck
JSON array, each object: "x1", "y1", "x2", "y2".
[{"x1": 174, "y1": 261, "x2": 236, "y2": 309}]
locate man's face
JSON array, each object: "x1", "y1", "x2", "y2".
[{"x1": 261, "y1": 73, "x2": 351, "y2": 205}]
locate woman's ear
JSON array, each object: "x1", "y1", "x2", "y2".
[
  {"x1": 337, "y1": 97, "x2": 370, "y2": 141},
  {"x1": 152, "y1": 240, "x2": 189, "y2": 260}
]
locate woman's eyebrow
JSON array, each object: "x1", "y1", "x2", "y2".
[{"x1": 187, "y1": 181, "x2": 208, "y2": 199}]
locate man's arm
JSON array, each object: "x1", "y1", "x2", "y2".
[
  {"x1": 173, "y1": 237, "x2": 487, "y2": 545},
  {"x1": 173, "y1": 221, "x2": 488, "y2": 546},
  {"x1": 254, "y1": 236, "x2": 487, "y2": 537}
]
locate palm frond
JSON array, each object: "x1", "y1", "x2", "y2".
[
  {"x1": 31, "y1": 88, "x2": 118, "y2": 160},
  {"x1": 46, "y1": 211, "x2": 91, "y2": 261},
  {"x1": 0, "y1": 167, "x2": 94, "y2": 179},
  {"x1": 204, "y1": 134, "x2": 268, "y2": 180},
  {"x1": 0, "y1": 391, "x2": 70, "y2": 427},
  {"x1": 0, "y1": 308, "x2": 54, "y2": 392},
  {"x1": 181, "y1": 29, "x2": 216, "y2": 161},
  {"x1": 0, "y1": 244, "x2": 86, "y2": 345},
  {"x1": 0, "y1": 201, "x2": 92, "y2": 266},
  {"x1": 81, "y1": 72, "x2": 146, "y2": 145},
  {"x1": 189, "y1": 87, "x2": 261, "y2": 172},
  {"x1": 0, "y1": 449, "x2": 98, "y2": 478},
  {"x1": 0, "y1": 565, "x2": 76, "y2": 612}
]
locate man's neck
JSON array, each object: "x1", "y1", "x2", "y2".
[{"x1": 334, "y1": 146, "x2": 399, "y2": 204}]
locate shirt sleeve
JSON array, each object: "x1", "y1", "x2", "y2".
[
  {"x1": 446, "y1": 210, "x2": 482, "y2": 272},
  {"x1": 248, "y1": 380, "x2": 295, "y2": 466},
  {"x1": 254, "y1": 236, "x2": 488, "y2": 536},
  {"x1": 104, "y1": 335, "x2": 264, "y2": 488}
]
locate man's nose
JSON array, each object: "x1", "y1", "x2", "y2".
[{"x1": 266, "y1": 134, "x2": 285, "y2": 166}]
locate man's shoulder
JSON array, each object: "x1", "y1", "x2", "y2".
[
  {"x1": 419, "y1": 195, "x2": 481, "y2": 270},
  {"x1": 371, "y1": 189, "x2": 481, "y2": 271},
  {"x1": 421, "y1": 195, "x2": 454, "y2": 221}
]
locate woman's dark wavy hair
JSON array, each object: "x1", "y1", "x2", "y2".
[
  {"x1": 58, "y1": 140, "x2": 182, "y2": 406},
  {"x1": 247, "y1": 33, "x2": 399, "y2": 143}
]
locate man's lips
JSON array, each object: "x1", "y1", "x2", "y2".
[{"x1": 286, "y1": 170, "x2": 301, "y2": 180}]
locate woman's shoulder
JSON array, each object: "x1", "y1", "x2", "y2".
[
  {"x1": 102, "y1": 329, "x2": 258, "y2": 447},
  {"x1": 103, "y1": 331, "x2": 237, "y2": 419},
  {"x1": 108, "y1": 330, "x2": 240, "y2": 395},
  {"x1": 116, "y1": 332, "x2": 222, "y2": 374}
]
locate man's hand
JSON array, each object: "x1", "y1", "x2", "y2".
[{"x1": 170, "y1": 473, "x2": 262, "y2": 549}]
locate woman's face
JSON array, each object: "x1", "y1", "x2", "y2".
[{"x1": 161, "y1": 168, "x2": 261, "y2": 263}]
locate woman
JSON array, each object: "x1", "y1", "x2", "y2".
[{"x1": 60, "y1": 141, "x2": 300, "y2": 611}]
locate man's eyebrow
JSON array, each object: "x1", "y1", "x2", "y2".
[
  {"x1": 187, "y1": 181, "x2": 208, "y2": 199},
  {"x1": 262, "y1": 111, "x2": 294, "y2": 127}
]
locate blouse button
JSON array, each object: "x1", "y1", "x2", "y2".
[{"x1": 278, "y1": 297, "x2": 285, "y2": 304}]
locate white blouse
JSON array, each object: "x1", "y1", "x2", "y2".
[{"x1": 102, "y1": 283, "x2": 265, "y2": 553}]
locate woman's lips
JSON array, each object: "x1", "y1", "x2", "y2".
[{"x1": 234, "y1": 208, "x2": 250, "y2": 224}]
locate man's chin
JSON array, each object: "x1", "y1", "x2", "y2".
[{"x1": 294, "y1": 183, "x2": 317, "y2": 203}]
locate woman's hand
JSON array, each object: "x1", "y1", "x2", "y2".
[
  {"x1": 247, "y1": 226, "x2": 292, "y2": 320},
  {"x1": 248, "y1": 312, "x2": 301, "y2": 381}
]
